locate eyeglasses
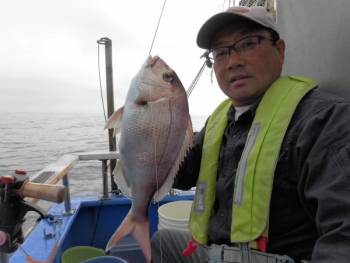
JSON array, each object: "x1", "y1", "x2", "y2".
[{"x1": 208, "y1": 35, "x2": 275, "y2": 64}]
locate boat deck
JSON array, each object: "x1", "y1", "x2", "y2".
[{"x1": 10, "y1": 193, "x2": 193, "y2": 263}]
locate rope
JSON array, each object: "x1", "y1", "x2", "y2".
[
  {"x1": 148, "y1": 0, "x2": 168, "y2": 56},
  {"x1": 97, "y1": 43, "x2": 107, "y2": 121}
]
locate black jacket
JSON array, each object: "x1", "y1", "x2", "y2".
[{"x1": 174, "y1": 88, "x2": 350, "y2": 263}]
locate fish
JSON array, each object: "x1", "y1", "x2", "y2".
[{"x1": 104, "y1": 55, "x2": 193, "y2": 262}]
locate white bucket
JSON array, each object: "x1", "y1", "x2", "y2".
[{"x1": 158, "y1": 200, "x2": 193, "y2": 232}]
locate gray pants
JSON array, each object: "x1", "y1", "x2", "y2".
[
  {"x1": 151, "y1": 229, "x2": 207, "y2": 262},
  {"x1": 151, "y1": 229, "x2": 295, "y2": 263}
]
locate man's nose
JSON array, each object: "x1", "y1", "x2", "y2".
[{"x1": 226, "y1": 50, "x2": 245, "y2": 70}]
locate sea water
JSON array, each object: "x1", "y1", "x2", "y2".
[{"x1": 0, "y1": 112, "x2": 207, "y2": 197}]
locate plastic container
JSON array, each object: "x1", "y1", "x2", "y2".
[
  {"x1": 109, "y1": 235, "x2": 145, "y2": 262},
  {"x1": 61, "y1": 246, "x2": 105, "y2": 263},
  {"x1": 157, "y1": 200, "x2": 192, "y2": 231},
  {"x1": 82, "y1": 256, "x2": 127, "y2": 263}
]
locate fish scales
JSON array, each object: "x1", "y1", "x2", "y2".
[{"x1": 104, "y1": 55, "x2": 193, "y2": 262}]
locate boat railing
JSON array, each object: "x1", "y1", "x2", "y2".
[{"x1": 28, "y1": 151, "x2": 120, "y2": 214}]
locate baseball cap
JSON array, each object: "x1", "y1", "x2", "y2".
[{"x1": 197, "y1": 6, "x2": 278, "y2": 49}]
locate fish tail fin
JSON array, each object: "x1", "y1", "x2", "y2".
[
  {"x1": 105, "y1": 212, "x2": 151, "y2": 263},
  {"x1": 132, "y1": 219, "x2": 151, "y2": 263}
]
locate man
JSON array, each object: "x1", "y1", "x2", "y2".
[{"x1": 152, "y1": 6, "x2": 350, "y2": 263}]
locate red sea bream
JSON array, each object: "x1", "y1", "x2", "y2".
[{"x1": 104, "y1": 56, "x2": 193, "y2": 262}]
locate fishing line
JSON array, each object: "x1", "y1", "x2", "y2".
[
  {"x1": 147, "y1": 1, "x2": 168, "y2": 259},
  {"x1": 148, "y1": 0, "x2": 208, "y2": 99},
  {"x1": 148, "y1": 0, "x2": 167, "y2": 56},
  {"x1": 148, "y1": 88, "x2": 164, "y2": 263},
  {"x1": 97, "y1": 43, "x2": 108, "y2": 121}
]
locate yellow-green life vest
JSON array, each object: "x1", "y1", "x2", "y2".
[{"x1": 189, "y1": 76, "x2": 317, "y2": 244}]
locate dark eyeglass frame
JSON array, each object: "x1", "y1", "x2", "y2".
[{"x1": 208, "y1": 35, "x2": 276, "y2": 64}]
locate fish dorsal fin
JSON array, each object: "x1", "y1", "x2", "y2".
[
  {"x1": 113, "y1": 159, "x2": 132, "y2": 198},
  {"x1": 104, "y1": 106, "x2": 124, "y2": 137},
  {"x1": 153, "y1": 118, "x2": 194, "y2": 202}
]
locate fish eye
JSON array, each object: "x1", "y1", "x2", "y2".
[{"x1": 162, "y1": 72, "x2": 174, "y2": 83}]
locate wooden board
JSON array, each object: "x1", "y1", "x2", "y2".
[{"x1": 31, "y1": 154, "x2": 79, "y2": 184}]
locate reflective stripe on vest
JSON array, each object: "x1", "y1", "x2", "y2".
[{"x1": 189, "y1": 76, "x2": 317, "y2": 244}]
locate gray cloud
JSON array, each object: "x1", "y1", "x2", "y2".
[{"x1": 0, "y1": 0, "x2": 227, "y2": 115}]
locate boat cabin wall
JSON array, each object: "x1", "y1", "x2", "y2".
[{"x1": 277, "y1": 0, "x2": 350, "y2": 100}]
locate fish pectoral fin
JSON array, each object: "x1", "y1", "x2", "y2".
[
  {"x1": 104, "y1": 106, "x2": 124, "y2": 135},
  {"x1": 105, "y1": 213, "x2": 151, "y2": 263}
]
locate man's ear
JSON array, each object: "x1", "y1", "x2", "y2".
[{"x1": 275, "y1": 39, "x2": 286, "y2": 61}]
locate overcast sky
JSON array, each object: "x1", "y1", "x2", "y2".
[{"x1": 0, "y1": 0, "x2": 240, "y2": 116}]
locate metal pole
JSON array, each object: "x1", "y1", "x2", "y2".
[
  {"x1": 62, "y1": 174, "x2": 72, "y2": 214},
  {"x1": 101, "y1": 160, "x2": 109, "y2": 199},
  {"x1": 97, "y1": 37, "x2": 118, "y2": 192}
]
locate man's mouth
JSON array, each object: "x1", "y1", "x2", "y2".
[{"x1": 229, "y1": 74, "x2": 251, "y2": 84}]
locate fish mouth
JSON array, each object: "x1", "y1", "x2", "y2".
[{"x1": 149, "y1": 56, "x2": 160, "y2": 67}]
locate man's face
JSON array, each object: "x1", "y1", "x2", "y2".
[{"x1": 212, "y1": 25, "x2": 285, "y2": 106}]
